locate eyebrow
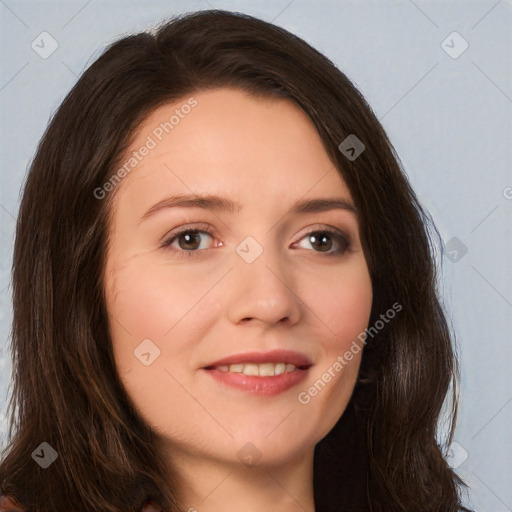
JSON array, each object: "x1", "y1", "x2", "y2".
[{"x1": 139, "y1": 193, "x2": 357, "y2": 222}]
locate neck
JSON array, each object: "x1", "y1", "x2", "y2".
[{"x1": 163, "y1": 445, "x2": 316, "y2": 512}]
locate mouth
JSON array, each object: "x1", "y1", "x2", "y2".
[
  {"x1": 208, "y1": 361, "x2": 306, "y2": 376},
  {"x1": 202, "y1": 350, "x2": 312, "y2": 395}
]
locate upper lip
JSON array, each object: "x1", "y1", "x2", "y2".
[{"x1": 203, "y1": 349, "x2": 313, "y2": 369}]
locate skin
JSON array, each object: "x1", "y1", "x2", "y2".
[{"x1": 104, "y1": 88, "x2": 373, "y2": 512}]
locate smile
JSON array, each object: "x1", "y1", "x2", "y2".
[
  {"x1": 202, "y1": 350, "x2": 312, "y2": 395},
  {"x1": 215, "y1": 362, "x2": 299, "y2": 376}
]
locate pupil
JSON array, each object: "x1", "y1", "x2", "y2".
[
  {"x1": 179, "y1": 232, "x2": 200, "y2": 250},
  {"x1": 311, "y1": 233, "x2": 331, "y2": 252}
]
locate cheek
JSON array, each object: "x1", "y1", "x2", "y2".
[
  {"x1": 300, "y1": 258, "x2": 373, "y2": 350},
  {"x1": 104, "y1": 260, "x2": 183, "y2": 389},
  {"x1": 104, "y1": 257, "x2": 219, "y2": 428},
  {"x1": 293, "y1": 259, "x2": 372, "y2": 430},
  {"x1": 105, "y1": 254, "x2": 225, "y2": 401},
  {"x1": 106, "y1": 255, "x2": 219, "y2": 342}
]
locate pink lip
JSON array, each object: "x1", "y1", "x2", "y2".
[
  {"x1": 202, "y1": 350, "x2": 312, "y2": 396},
  {"x1": 203, "y1": 349, "x2": 312, "y2": 369}
]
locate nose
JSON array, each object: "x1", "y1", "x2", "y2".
[{"x1": 226, "y1": 248, "x2": 301, "y2": 328}]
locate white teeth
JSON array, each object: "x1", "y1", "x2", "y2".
[
  {"x1": 243, "y1": 363, "x2": 259, "y2": 376},
  {"x1": 218, "y1": 362, "x2": 298, "y2": 376},
  {"x1": 274, "y1": 363, "x2": 286, "y2": 375},
  {"x1": 258, "y1": 363, "x2": 276, "y2": 376}
]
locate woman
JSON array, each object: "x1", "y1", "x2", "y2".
[{"x1": 0, "y1": 9, "x2": 471, "y2": 512}]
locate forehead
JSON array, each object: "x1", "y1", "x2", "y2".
[{"x1": 112, "y1": 87, "x2": 351, "y2": 209}]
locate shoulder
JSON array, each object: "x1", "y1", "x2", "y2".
[
  {"x1": 0, "y1": 493, "x2": 26, "y2": 512},
  {"x1": 0, "y1": 493, "x2": 161, "y2": 512}
]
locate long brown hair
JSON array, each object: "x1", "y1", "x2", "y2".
[{"x1": 0, "y1": 10, "x2": 470, "y2": 511}]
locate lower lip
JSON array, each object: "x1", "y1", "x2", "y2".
[{"x1": 203, "y1": 368, "x2": 310, "y2": 396}]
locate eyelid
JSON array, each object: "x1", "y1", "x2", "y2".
[
  {"x1": 294, "y1": 223, "x2": 351, "y2": 243},
  {"x1": 161, "y1": 222, "x2": 214, "y2": 244}
]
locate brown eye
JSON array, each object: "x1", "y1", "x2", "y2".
[
  {"x1": 177, "y1": 231, "x2": 202, "y2": 250},
  {"x1": 162, "y1": 229, "x2": 215, "y2": 253},
  {"x1": 295, "y1": 229, "x2": 350, "y2": 256},
  {"x1": 308, "y1": 232, "x2": 333, "y2": 252}
]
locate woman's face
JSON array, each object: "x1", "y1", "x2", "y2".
[{"x1": 104, "y1": 87, "x2": 372, "y2": 470}]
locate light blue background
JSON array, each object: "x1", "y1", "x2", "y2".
[{"x1": 1, "y1": 1, "x2": 511, "y2": 510}]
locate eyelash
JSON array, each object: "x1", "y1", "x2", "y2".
[{"x1": 161, "y1": 225, "x2": 351, "y2": 259}]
